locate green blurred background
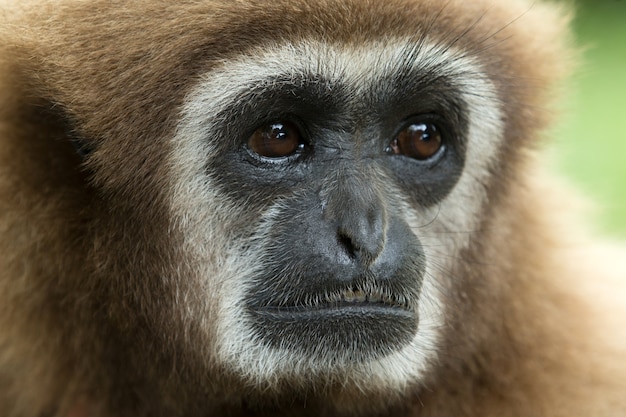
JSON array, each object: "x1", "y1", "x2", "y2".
[{"x1": 550, "y1": 0, "x2": 626, "y2": 238}]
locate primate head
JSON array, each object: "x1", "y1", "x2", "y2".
[
  {"x1": 0, "y1": 0, "x2": 573, "y2": 415},
  {"x1": 175, "y1": 41, "x2": 498, "y2": 389}
]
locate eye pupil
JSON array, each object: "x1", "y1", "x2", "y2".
[
  {"x1": 392, "y1": 122, "x2": 443, "y2": 160},
  {"x1": 248, "y1": 121, "x2": 302, "y2": 158}
]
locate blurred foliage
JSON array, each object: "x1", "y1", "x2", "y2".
[{"x1": 550, "y1": 0, "x2": 626, "y2": 237}]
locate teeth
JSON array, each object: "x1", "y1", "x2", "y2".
[
  {"x1": 319, "y1": 287, "x2": 408, "y2": 309},
  {"x1": 369, "y1": 292, "x2": 382, "y2": 303},
  {"x1": 332, "y1": 288, "x2": 401, "y2": 306},
  {"x1": 342, "y1": 289, "x2": 366, "y2": 303}
]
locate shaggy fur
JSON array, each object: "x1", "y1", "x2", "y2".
[{"x1": 1, "y1": 0, "x2": 625, "y2": 416}]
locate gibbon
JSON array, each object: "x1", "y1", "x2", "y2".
[{"x1": 0, "y1": 0, "x2": 625, "y2": 416}]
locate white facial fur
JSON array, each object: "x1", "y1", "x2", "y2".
[{"x1": 168, "y1": 39, "x2": 504, "y2": 394}]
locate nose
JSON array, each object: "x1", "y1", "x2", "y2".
[
  {"x1": 320, "y1": 176, "x2": 422, "y2": 281},
  {"x1": 334, "y1": 190, "x2": 385, "y2": 266},
  {"x1": 322, "y1": 172, "x2": 388, "y2": 268}
]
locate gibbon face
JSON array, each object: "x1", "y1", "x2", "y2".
[
  {"x1": 174, "y1": 40, "x2": 502, "y2": 391},
  {"x1": 0, "y1": 0, "x2": 573, "y2": 414}
]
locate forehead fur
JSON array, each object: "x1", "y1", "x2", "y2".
[
  {"x1": 1, "y1": 0, "x2": 572, "y2": 199},
  {"x1": 4, "y1": 0, "x2": 570, "y2": 130}
]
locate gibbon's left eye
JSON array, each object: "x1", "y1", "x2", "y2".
[
  {"x1": 248, "y1": 121, "x2": 304, "y2": 158},
  {"x1": 387, "y1": 121, "x2": 443, "y2": 160}
]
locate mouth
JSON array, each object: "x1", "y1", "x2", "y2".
[
  {"x1": 246, "y1": 276, "x2": 421, "y2": 361},
  {"x1": 249, "y1": 284, "x2": 417, "y2": 357},
  {"x1": 257, "y1": 285, "x2": 413, "y2": 314},
  {"x1": 248, "y1": 284, "x2": 418, "y2": 360}
]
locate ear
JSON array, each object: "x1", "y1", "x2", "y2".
[{"x1": 0, "y1": 53, "x2": 90, "y2": 199}]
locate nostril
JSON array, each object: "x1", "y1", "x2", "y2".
[
  {"x1": 337, "y1": 231, "x2": 358, "y2": 260},
  {"x1": 336, "y1": 222, "x2": 385, "y2": 267}
]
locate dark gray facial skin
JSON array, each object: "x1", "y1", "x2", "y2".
[{"x1": 209, "y1": 69, "x2": 468, "y2": 362}]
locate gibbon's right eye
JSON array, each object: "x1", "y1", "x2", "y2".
[{"x1": 247, "y1": 121, "x2": 304, "y2": 158}]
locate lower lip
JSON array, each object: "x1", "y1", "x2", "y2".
[{"x1": 248, "y1": 302, "x2": 419, "y2": 359}]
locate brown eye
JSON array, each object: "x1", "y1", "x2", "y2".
[
  {"x1": 248, "y1": 121, "x2": 303, "y2": 158},
  {"x1": 390, "y1": 122, "x2": 443, "y2": 160}
]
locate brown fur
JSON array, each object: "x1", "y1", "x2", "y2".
[{"x1": 1, "y1": 0, "x2": 625, "y2": 416}]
